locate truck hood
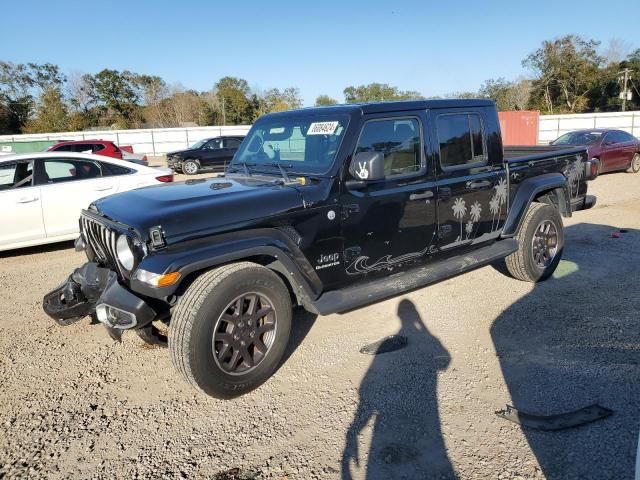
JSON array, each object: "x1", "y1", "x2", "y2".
[{"x1": 92, "y1": 176, "x2": 305, "y2": 243}]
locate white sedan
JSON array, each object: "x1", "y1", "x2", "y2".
[{"x1": 0, "y1": 152, "x2": 173, "y2": 251}]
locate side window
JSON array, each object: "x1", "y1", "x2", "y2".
[
  {"x1": 437, "y1": 113, "x2": 486, "y2": 168},
  {"x1": 40, "y1": 159, "x2": 101, "y2": 184},
  {"x1": 224, "y1": 138, "x2": 242, "y2": 149},
  {"x1": 52, "y1": 144, "x2": 72, "y2": 152},
  {"x1": 355, "y1": 117, "x2": 422, "y2": 178},
  {"x1": 100, "y1": 162, "x2": 131, "y2": 176},
  {"x1": 203, "y1": 139, "x2": 222, "y2": 150},
  {"x1": 0, "y1": 161, "x2": 33, "y2": 190},
  {"x1": 93, "y1": 143, "x2": 106, "y2": 153}
]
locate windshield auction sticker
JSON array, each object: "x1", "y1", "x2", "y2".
[{"x1": 307, "y1": 121, "x2": 339, "y2": 135}]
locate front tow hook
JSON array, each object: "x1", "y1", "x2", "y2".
[{"x1": 43, "y1": 262, "x2": 114, "y2": 326}]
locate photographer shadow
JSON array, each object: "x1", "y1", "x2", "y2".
[{"x1": 342, "y1": 299, "x2": 456, "y2": 479}]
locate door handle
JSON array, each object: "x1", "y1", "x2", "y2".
[
  {"x1": 16, "y1": 196, "x2": 38, "y2": 203},
  {"x1": 94, "y1": 185, "x2": 113, "y2": 191},
  {"x1": 466, "y1": 180, "x2": 492, "y2": 190},
  {"x1": 439, "y1": 187, "x2": 452, "y2": 200},
  {"x1": 409, "y1": 191, "x2": 434, "y2": 201}
]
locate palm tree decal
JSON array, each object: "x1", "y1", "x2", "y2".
[
  {"x1": 452, "y1": 197, "x2": 467, "y2": 241},
  {"x1": 468, "y1": 201, "x2": 482, "y2": 238},
  {"x1": 465, "y1": 220, "x2": 473, "y2": 239},
  {"x1": 564, "y1": 156, "x2": 583, "y2": 198},
  {"x1": 489, "y1": 197, "x2": 500, "y2": 231},
  {"x1": 490, "y1": 178, "x2": 508, "y2": 231}
]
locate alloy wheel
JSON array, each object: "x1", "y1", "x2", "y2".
[
  {"x1": 531, "y1": 220, "x2": 559, "y2": 269},
  {"x1": 211, "y1": 292, "x2": 277, "y2": 375}
]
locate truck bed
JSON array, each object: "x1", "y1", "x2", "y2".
[{"x1": 504, "y1": 145, "x2": 586, "y2": 161}]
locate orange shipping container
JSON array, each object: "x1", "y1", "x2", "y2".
[{"x1": 498, "y1": 111, "x2": 540, "y2": 146}]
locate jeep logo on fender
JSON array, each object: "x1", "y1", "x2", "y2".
[{"x1": 316, "y1": 253, "x2": 340, "y2": 270}]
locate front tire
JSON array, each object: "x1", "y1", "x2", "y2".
[
  {"x1": 169, "y1": 262, "x2": 292, "y2": 399},
  {"x1": 627, "y1": 153, "x2": 640, "y2": 173},
  {"x1": 182, "y1": 159, "x2": 200, "y2": 175},
  {"x1": 505, "y1": 203, "x2": 564, "y2": 282}
]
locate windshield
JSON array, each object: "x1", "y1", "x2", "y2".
[
  {"x1": 190, "y1": 139, "x2": 208, "y2": 149},
  {"x1": 232, "y1": 114, "x2": 349, "y2": 174},
  {"x1": 551, "y1": 131, "x2": 602, "y2": 146}
]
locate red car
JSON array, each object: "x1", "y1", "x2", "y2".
[
  {"x1": 551, "y1": 129, "x2": 640, "y2": 174},
  {"x1": 47, "y1": 140, "x2": 149, "y2": 166}
]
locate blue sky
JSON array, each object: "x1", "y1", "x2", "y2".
[{"x1": 2, "y1": 0, "x2": 639, "y2": 105}]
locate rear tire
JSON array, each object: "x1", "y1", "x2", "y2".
[
  {"x1": 182, "y1": 159, "x2": 200, "y2": 175},
  {"x1": 627, "y1": 153, "x2": 640, "y2": 173},
  {"x1": 169, "y1": 262, "x2": 292, "y2": 399},
  {"x1": 505, "y1": 203, "x2": 564, "y2": 282}
]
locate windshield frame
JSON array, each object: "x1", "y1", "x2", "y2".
[{"x1": 230, "y1": 112, "x2": 351, "y2": 176}]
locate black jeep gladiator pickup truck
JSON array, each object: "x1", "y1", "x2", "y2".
[{"x1": 43, "y1": 99, "x2": 598, "y2": 398}]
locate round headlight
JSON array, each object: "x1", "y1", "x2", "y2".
[{"x1": 116, "y1": 235, "x2": 135, "y2": 271}]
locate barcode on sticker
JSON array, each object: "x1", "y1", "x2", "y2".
[{"x1": 307, "y1": 121, "x2": 339, "y2": 135}]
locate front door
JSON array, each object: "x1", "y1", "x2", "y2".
[
  {"x1": 429, "y1": 108, "x2": 507, "y2": 251},
  {"x1": 0, "y1": 159, "x2": 45, "y2": 248},
  {"x1": 340, "y1": 113, "x2": 438, "y2": 283},
  {"x1": 200, "y1": 138, "x2": 226, "y2": 169}
]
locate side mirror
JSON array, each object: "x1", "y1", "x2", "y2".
[{"x1": 348, "y1": 151, "x2": 385, "y2": 183}]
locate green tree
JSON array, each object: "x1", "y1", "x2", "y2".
[
  {"x1": 343, "y1": 83, "x2": 422, "y2": 103},
  {"x1": 0, "y1": 61, "x2": 66, "y2": 133},
  {"x1": 89, "y1": 69, "x2": 141, "y2": 127},
  {"x1": 315, "y1": 94, "x2": 338, "y2": 106},
  {"x1": 478, "y1": 77, "x2": 532, "y2": 111},
  {"x1": 24, "y1": 87, "x2": 68, "y2": 133},
  {"x1": 523, "y1": 35, "x2": 603, "y2": 113},
  {"x1": 215, "y1": 76, "x2": 252, "y2": 124}
]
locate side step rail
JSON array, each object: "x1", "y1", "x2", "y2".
[{"x1": 312, "y1": 239, "x2": 518, "y2": 315}]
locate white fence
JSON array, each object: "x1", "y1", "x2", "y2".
[
  {"x1": 539, "y1": 111, "x2": 640, "y2": 144},
  {"x1": 0, "y1": 125, "x2": 252, "y2": 155},
  {"x1": 2, "y1": 110, "x2": 640, "y2": 152}
]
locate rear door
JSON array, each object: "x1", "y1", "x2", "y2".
[
  {"x1": 37, "y1": 157, "x2": 115, "y2": 238},
  {"x1": 222, "y1": 137, "x2": 242, "y2": 164},
  {"x1": 429, "y1": 108, "x2": 507, "y2": 251},
  {"x1": 0, "y1": 159, "x2": 44, "y2": 247}
]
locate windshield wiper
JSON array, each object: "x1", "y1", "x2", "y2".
[
  {"x1": 269, "y1": 162, "x2": 293, "y2": 183},
  {"x1": 227, "y1": 161, "x2": 255, "y2": 176}
]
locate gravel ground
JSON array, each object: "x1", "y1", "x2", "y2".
[{"x1": 0, "y1": 171, "x2": 639, "y2": 479}]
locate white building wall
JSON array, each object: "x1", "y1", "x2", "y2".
[
  {"x1": 0, "y1": 125, "x2": 252, "y2": 155},
  {"x1": 2, "y1": 110, "x2": 639, "y2": 152}
]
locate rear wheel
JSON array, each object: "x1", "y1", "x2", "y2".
[
  {"x1": 182, "y1": 159, "x2": 200, "y2": 175},
  {"x1": 505, "y1": 203, "x2": 564, "y2": 282},
  {"x1": 169, "y1": 262, "x2": 292, "y2": 399},
  {"x1": 627, "y1": 153, "x2": 640, "y2": 173}
]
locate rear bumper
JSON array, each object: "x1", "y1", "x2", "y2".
[{"x1": 43, "y1": 262, "x2": 156, "y2": 331}]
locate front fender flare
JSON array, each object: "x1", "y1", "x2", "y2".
[
  {"x1": 131, "y1": 228, "x2": 323, "y2": 304},
  {"x1": 501, "y1": 173, "x2": 570, "y2": 237}
]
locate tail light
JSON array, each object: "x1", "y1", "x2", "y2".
[{"x1": 155, "y1": 174, "x2": 174, "y2": 183}]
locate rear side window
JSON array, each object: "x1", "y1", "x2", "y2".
[
  {"x1": 225, "y1": 138, "x2": 242, "y2": 149},
  {"x1": 355, "y1": 117, "x2": 422, "y2": 178},
  {"x1": 0, "y1": 161, "x2": 33, "y2": 190},
  {"x1": 93, "y1": 143, "x2": 106, "y2": 153},
  {"x1": 40, "y1": 159, "x2": 101, "y2": 184},
  {"x1": 437, "y1": 113, "x2": 486, "y2": 168},
  {"x1": 100, "y1": 162, "x2": 132, "y2": 176},
  {"x1": 51, "y1": 144, "x2": 73, "y2": 152}
]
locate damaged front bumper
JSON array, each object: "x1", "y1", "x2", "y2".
[{"x1": 43, "y1": 262, "x2": 157, "y2": 338}]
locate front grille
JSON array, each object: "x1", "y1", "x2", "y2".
[{"x1": 80, "y1": 214, "x2": 124, "y2": 277}]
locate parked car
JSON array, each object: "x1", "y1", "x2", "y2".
[
  {"x1": 44, "y1": 99, "x2": 598, "y2": 399},
  {"x1": 120, "y1": 149, "x2": 149, "y2": 166},
  {"x1": 0, "y1": 152, "x2": 173, "y2": 251},
  {"x1": 166, "y1": 136, "x2": 245, "y2": 174},
  {"x1": 551, "y1": 129, "x2": 640, "y2": 174}
]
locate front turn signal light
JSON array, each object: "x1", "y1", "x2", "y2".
[{"x1": 135, "y1": 269, "x2": 181, "y2": 288}]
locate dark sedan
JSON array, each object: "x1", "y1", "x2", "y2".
[
  {"x1": 166, "y1": 136, "x2": 245, "y2": 175},
  {"x1": 551, "y1": 129, "x2": 640, "y2": 174}
]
